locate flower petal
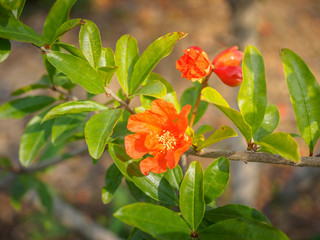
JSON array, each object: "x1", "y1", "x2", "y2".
[
  {"x1": 176, "y1": 104, "x2": 191, "y2": 135},
  {"x1": 125, "y1": 133, "x2": 148, "y2": 159},
  {"x1": 127, "y1": 110, "x2": 164, "y2": 133},
  {"x1": 150, "y1": 99, "x2": 178, "y2": 124},
  {"x1": 166, "y1": 135, "x2": 192, "y2": 169},
  {"x1": 140, "y1": 153, "x2": 167, "y2": 175}
]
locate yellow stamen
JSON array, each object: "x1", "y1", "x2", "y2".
[{"x1": 157, "y1": 130, "x2": 177, "y2": 151}]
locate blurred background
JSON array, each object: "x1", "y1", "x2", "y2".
[{"x1": 0, "y1": 0, "x2": 320, "y2": 239}]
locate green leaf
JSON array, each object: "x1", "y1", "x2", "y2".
[
  {"x1": 197, "y1": 125, "x2": 237, "y2": 150},
  {"x1": 42, "y1": 0, "x2": 76, "y2": 44},
  {"x1": 85, "y1": 109, "x2": 123, "y2": 159},
  {"x1": 130, "y1": 80, "x2": 166, "y2": 99},
  {"x1": 52, "y1": 113, "x2": 86, "y2": 145},
  {"x1": 129, "y1": 32, "x2": 187, "y2": 95},
  {"x1": 19, "y1": 110, "x2": 54, "y2": 167},
  {"x1": 109, "y1": 144, "x2": 179, "y2": 205},
  {"x1": 193, "y1": 125, "x2": 214, "y2": 145},
  {"x1": 128, "y1": 228, "x2": 155, "y2": 240},
  {"x1": 47, "y1": 51, "x2": 105, "y2": 94},
  {"x1": 115, "y1": 34, "x2": 139, "y2": 95},
  {"x1": 0, "y1": 156, "x2": 11, "y2": 168},
  {"x1": 126, "y1": 179, "x2": 158, "y2": 204},
  {"x1": 0, "y1": 0, "x2": 24, "y2": 10},
  {"x1": 280, "y1": 48, "x2": 320, "y2": 154},
  {"x1": 98, "y1": 66, "x2": 117, "y2": 85},
  {"x1": 238, "y1": 45, "x2": 267, "y2": 135},
  {"x1": 42, "y1": 100, "x2": 108, "y2": 122},
  {"x1": 0, "y1": 95, "x2": 56, "y2": 119},
  {"x1": 101, "y1": 163, "x2": 123, "y2": 204},
  {"x1": 11, "y1": 84, "x2": 48, "y2": 96},
  {"x1": 180, "y1": 86, "x2": 208, "y2": 126},
  {"x1": 54, "y1": 42, "x2": 86, "y2": 60},
  {"x1": 256, "y1": 132, "x2": 300, "y2": 162},
  {"x1": 199, "y1": 218, "x2": 289, "y2": 240},
  {"x1": 0, "y1": 38, "x2": 10, "y2": 62},
  {"x1": 34, "y1": 178, "x2": 53, "y2": 213},
  {"x1": 0, "y1": 6, "x2": 44, "y2": 45},
  {"x1": 203, "y1": 204, "x2": 270, "y2": 226},
  {"x1": 11, "y1": 0, "x2": 25, "y2": 19},
  {"x1": 98, "y1": 47, "x2": 116, "y2": 85},
  {"x1": 142, "y1": 72, "x2": 180, "y2": 111},
  {"x1": 201, "y1": 87, "x2": 252, "y2": 142},
  {"x1": 11, "y1": 175, "x2": 32, "y2": 210},
  {"x1": 79, "y1": 20, "x2": 102, "y2": 68},
  {"x1": 52, "y1": 18, "x2": 84, "y2": 44},
  {"x1": 162, "y1": 165, "x2": 183, "y2": 190},
  {"x1": 204, "y1": 157, "x2": 230, "y2": 204},
  {"x1": 180, "y1": 161, "x2": 205, "y2": 231},
  {"x1": 253, "y1": 105, "x2": 280, "y2": 141},
  {"x1": 114, "y1": 203, "x2": 190, "y2": 240}
]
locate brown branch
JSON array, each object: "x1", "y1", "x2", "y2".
[
  {"x1": 186, "y1": 149, "x2": 320, "y2": 168},
  {"x1": 104, "y1": 87, "x2": 135, "y2": 114}
]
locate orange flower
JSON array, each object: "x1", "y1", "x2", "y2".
[
  {"x1": 125, "y1": 99, "x2": 192, "y2": 175},
  {"x1": 176, "y1": 46, "x2": 212, "y2": 82},
  {"x1": 212, "y1": 46, "x2": 244, "y2": 87}
]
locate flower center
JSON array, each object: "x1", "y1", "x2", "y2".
[{"x1": 157, "y1": 130, "x2": 177, "y2": 151}]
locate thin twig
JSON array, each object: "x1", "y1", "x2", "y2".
[
  {"x1": 50, "y1": 86, "x2": 78, "y2": 101},
  {"x1": 104, "y1": 87, "x2": 135, "y2": 114},
  {"x1": 187, "y1": 148, "x2": 320, "y2": 168}
]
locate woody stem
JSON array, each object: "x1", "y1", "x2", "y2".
[{"x1": 188, "y1": 74, "x2": 211, "y2": 128}]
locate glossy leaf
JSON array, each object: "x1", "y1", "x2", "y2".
[
  {"x1": 54, "y1": 42, "x2": 86, "y2": 60},
  {"x1": 0, "y1": 0, "x2": 24, "y2": 10},
  {"x1": 204, "y1": 204, "x2": 270, "y2": 226},
  {"x1": 257, "y1": 132, "x2": 300, "y2": 162},
  {"x1": 162, "y1": 165, "x2": 183, "y2": 190},
  {"x1": 202, "y1": 87, "x2": 252, "y2": 141},
  {"x1": 115, "y1": 34, "x2": 139, "y2": 95},
  {"x1": 253, "y1": 105, "x2": 280, "y2": 141},
  {"x1": 52, "y1": 18, "x2": 84, "y2": 44},
  {"x1": 109, "y1": 144, "x2": 179, "y2": 205},
  {"x1": 142, "y1": 72, "x2": 180, "y2": 111},
  {"x1": 43, "y1": 100, "x2": 108, "y2": 122},
  {"x1": 197, "y1": 125, "x2": 237, "y2": 150},
  {"x1": 85, "y1": 109, "x2": 123, "y2": 159},
  {"x1": 180, "y1": 161, "x2": 205, "y2": 231},
  {"x1": 126, "y1": 179, "x2": 157, "y2": 204},
  {"x1": 0, "y1": 95, "x2": 55, "y2": 119},
  {"x1": 47, "y1": 51, "x2": 105, "y2": 94},
  {"x1": 51, "y1": 113, "x2": 86, "y2": 145},
  {"x1": 180, "y1": 86, "x2": 208, "y2": 126},
  {"x1": 238, "y1": 45, "x2": 267, "y2": 135},
  {"x1": 0, "y1": 38, "x2": 10, "y2": 62},
  {"x1": 11, "y1": 84, "x2": 48, "y2": 96},
  {"x1": 98, "y1": 47, "x2": 116, "y2": 85},
  {"x1": 130, "y1": 80, "x2": 166, "y2": 99},
  {"x1": 129, "y1": 32, "x2": 187, "y2": 94},
  {"x1": 42, "y1": 0, "x2": 76, "y2": 44},
  {"x1": 193, "y1": 125, "x2": 214, "y2": 145},
  {"x1": 19, "y1": 110, "x2": 54, "y2": 167},
  {"x1": 114, "y1": 203, "x2": 190, "y2": 240},
  {"x1": 79, "y1": 20, "x2": 101, "y2": 68},
  {"x1": 203, "y1": 157, "x2": 229, "y2": 204},
  {"x1": 0, "y1": 6, "x2": 44, "y2": 46},
  {"x1": 101, "y1": 163, "x2": 123, "y2": 204},
  {"x1": 281, "y1": 48, "x2": 320, "y2": 154},
  {"x1": 11, "y1": 0, "x2": 25, "y2": 19},
  {"x1": 199, "y1": 218, "x2": 289, "y2": 240}
]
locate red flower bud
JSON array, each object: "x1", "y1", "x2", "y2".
[
  {"x1": 176, "y1": 46, "x2": 212, "y2": 82},
  {"x1": 214, "y1": 66, "x2": 242, "y2": 87},
  {"x1": 213, "y1": 46, "x2": 243, "y2": 87}
]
